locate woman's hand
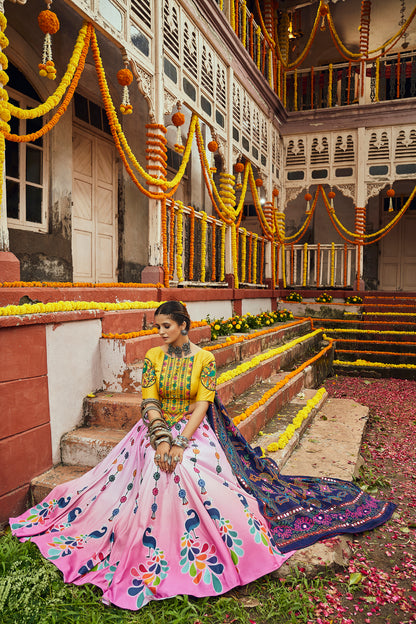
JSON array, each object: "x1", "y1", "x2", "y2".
[
  {"x1": 167, "y1": 446, "x2": 184, "y2": 472},
  {"x1": 155, "y1": 441, "x2": 171, "y2": 472}
]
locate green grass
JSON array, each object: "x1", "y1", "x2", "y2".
[{"x1": 0, "y1": 529, "x2": 333, "y2": 624}]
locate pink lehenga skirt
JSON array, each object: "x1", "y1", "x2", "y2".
[{"x1": 10, "y1": 416, "x2": 292, "y2": 610}]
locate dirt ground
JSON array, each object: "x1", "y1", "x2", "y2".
[{"x1": 316, "y1": 376, "x2": 416, "y2": 624}]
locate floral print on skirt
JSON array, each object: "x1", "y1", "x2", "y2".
[{"x1": 10, "y1": 416, "x2": 293, "y2": 610}]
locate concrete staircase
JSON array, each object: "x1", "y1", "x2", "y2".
[
  {"x1": 311, "y1": 294, "x2": 416, "y2": 378},
  {"x1": 31, "y1": 315, "x2": 334, "y2": 503}
]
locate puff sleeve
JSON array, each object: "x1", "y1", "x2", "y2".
[{"x1": 195, "y1": 351, "x2": 216, "y2": 403}]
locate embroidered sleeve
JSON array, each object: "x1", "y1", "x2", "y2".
[
  {"x1": 196, "y1": 359, "x2": 216, "y2": 402},
  {"x1": 142, "y1": 357, "x2": 156, "y2": 388}
]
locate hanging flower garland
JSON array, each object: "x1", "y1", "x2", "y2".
[
  {"x1": 161, "y1": 196, "x2": 169, "y2": 288},
  {"x1": 5, "y1": 22, "x2": 89, "y2": 120},
  {"x1": 259, "y1": 237, "x2": 265, "y2": 285},
  {"x1": 252, "y1": 233, "x2": 258, "y2": 284},
  {"x1": 176, "y1": 201, "x2": 184, "y2": 283},
  {"x1": 4, "y1": 23, "x2": 92, "y2": 143},
  {"x1": 330, "y1": 242, "x2": 335, "y2": 286},
  {"x1": 38, "y1": 8, "x2": 60, "y2": 80},
  {"x1": 211, "y1": 220, "x2": 216, "y2": 282},
  {"x1": 281, "y1": 244, "x2": 286, "y2": 288},
  {"x1": 168, "y1": 199, "x2": 175, "y2": 280},
  {"x1": 302, "y1": 242, "x2": 308, "y2": 286},
  {"x1": 220, "y1": 222, "x2": 226, "y2": 282},
  {"x1": 231, "y1": 223, "x2": 239, "y2": 288},
  {"x1": 240, "y1": 228, "x2": 247, "y2": 283},
  {"x1": 248, "y1": 233, "x2": 253, "y2": 283},
  {"x1": 200, "y1": 211, "x2": 208, "y2": 283},
  {"x1": 189, "y1": 206, "x2": 195, "y2": 281},
  {"x1": 117, "y1": 66, "x2": 133, "y2": 115}
]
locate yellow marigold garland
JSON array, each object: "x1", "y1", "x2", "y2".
[
  {"x1": 0, "y1": 300, "x2": 160, "y2": 317},
  {"x1": 252, "y1": 233, "x2": 258, "y2": 283},
  {"x1": 217, "y1": 329, "x2": 322, "y2": 385},
  {"x1": 6, "y1": 22, "x2": 89, "y2": 120},
  {"x1": 330, "y1": 242, "x2": 335, "y2": 286},
  {"x1": 200, "y1": 211, "x2": 207, "y2": 283},
  {"x1": 303, "y1": 242, "x2": 308, "y2": 287},
  {"x1": 231, "y1": 223, "x2": 239, "y2": 288},
  {"x1": 176, "y1": 201, "x2": 184, "y2": 283},
  {"x1": 220, "y1": 222, "x2": 226, "y2": 282},
  {"x1": 240, "y1": 228, "x2": 247, "y2": 283},
  {"x1": 232, "y1": 341, "x2": 332, "y2": 425},
  {"x1": 0, "y1": 281, "x2": 162, "y2": 288},
  {"x1": 333, "y1": 359, "x2": 416, "y2": 370},
  {"x1": 266, "y1": 387, "x2": 326, "y2": 452}
]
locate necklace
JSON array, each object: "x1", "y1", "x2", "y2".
[{"x1": 167, "y1": 340, "x2": 191, "y2": 358}]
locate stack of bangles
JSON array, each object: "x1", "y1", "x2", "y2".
[{"x1": 141, "y1": 399, "x2": 190, "y2": 465}]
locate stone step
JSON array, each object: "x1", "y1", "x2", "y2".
[
  {"x1": 335, "y1": 348, "x2": 416, "y2": 364},
  {"x1": 84, "y1": 391, "x2": 142, "y2": 430},
  {"x1": 333, "y1": 360, "x2": 416, "y2": 379},
  {"x1": 100, "y1": 320, "x2": 313, "y2": 393},
  {"x1": 61, "y1": 427, "x2": 126, "y2": 467},
  {"x1": 31, "y1": 341, "x2": 334, "y2": 502}
]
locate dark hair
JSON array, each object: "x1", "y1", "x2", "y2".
[{"x1": 154, "y1": 300, "x2": 191, "y2": 331}]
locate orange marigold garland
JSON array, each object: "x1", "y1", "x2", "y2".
[
  {"x1": 169, "y1": 200, "x2": 175, "y2": 279},
  {"x1": 38, "y1": 8, "x2": 60, "y2": 80},
  {"x1": 117, "y1": 66, "x2": 133, "y2": 115}
]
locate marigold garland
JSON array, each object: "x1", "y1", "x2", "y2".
[
  {"x1": 217, "y1": 329, "x2": 322, "y2": 385},
  {"x1": 266, "y1": 387, "x2": 327, "y2": 452},
  {"x1": 232, "y1": 342, "x2": 333, "y2": 425},
  {"x1": 0, "y1": 300, "x2": 160, "y2": 317},
  {"x1": 211, "y1": 220, "x2": 216, "y2": 282},
  {"x1": 333, "y1": 359, "x2": 416, "y2": 370},
  {"x1": 168, "y1": 200, "x2": 175, "y2": 280},
  {"x1": 330, "y1": 241, "x2": 335, "y2": 286},
  {"x1": 189, "y1": 206, "x2": 195, "y2": 281},
  {"x1": 200, "y1": 211, "x2": 208, "y2": 283},
  {"x1": 0, "y1": 281, "x2": 162, "y2": 288},
  {"x1": 161, "y1": 196, "x2": 169, "y2": 287},
  {"x1": 240, "y1": 228, "x2": 247, "y2": 283},
  {"x1": 220, "y1": 222, "x2": 226, "y2": 282},
  {"x1": 252, "y1": 233, "x2": 258, "y2": 284},
  {"x1": 176, "y1": 201, "x2": 184, "y2": 283},
  {"x1": 103, "y1": 320, "x2": 208, "y2": 340},
  {"x1": 204, "y1": 319, "x2": 305, "y2": 352}
]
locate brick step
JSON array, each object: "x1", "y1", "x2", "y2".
[
  {"x1": 314, "y1": 319, "x2": 416, "y2": 331},
  {"x1": 362, "y1": 314, "x2": 416, "y2": 323},
  {"x1": 335, "y1": 350, "x2": 416, "y2": 365},
  {"x1": 363, "y1": 296, "x2": 416, "y2": 305},
  {"x1": 0, "y1": 286, "x2": 159, "y2": 307},
  {"x1": 334, "y1": 339, "x2": 416, "y2": 353},
  {"x1": 362, "y1": 305, "x2": 416, "y2": 313},
  {"x1": 326, "y1": 331, "x2": 416, "y2": 342},
  {"x1": 100, "y1": 320, "x2": 312, "y2": 393},
  {"x1": 84, "y1": 324, "x2": 321, "y2": 429},
  {"x1": 100, "y1": 325, "x2": 212, "y2": 392},
  {"x1": 31, "y1": 340, "x2": 334, "y2": 501},
  {"x1": 333, "y1": 360, "x2": 416, "y2": 379},
  {"x1": 101, "y1": 309, "x2": 156, "y2": 335}
]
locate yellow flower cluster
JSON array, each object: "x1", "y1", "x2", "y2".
[
  {"x1": 363, "y1": 312, "x2": 416, "y2": 316},
  {"x1": 220, "y1": 222, "x2": 226, "y2": 282},
  {"x1": 216, "y1": 329, "x2": 322, "y2": 385},
  {"x1": 0, "y1": 300, "x2": 159, "y2": 317},
  {"x1": 324, "y1": 328, "x2": 416, "y2": 335},
  {"x1": 266, "y1": 387, "x2": 327, "y2": 452},
  {"x1": 333, "y1": 359, "x2": 416, "y2": 370},
  {"x1": 240, "y1": 228, "x2": 247, "y2": 283},
  {"x1": 302, "y1": 242, "x2": 308, "y2": 287}
]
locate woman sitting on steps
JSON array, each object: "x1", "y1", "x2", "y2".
[{"x1": 10, "y1": 300, "x2": 395, "y2": 610}]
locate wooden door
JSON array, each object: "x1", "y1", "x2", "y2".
[
  {"x1": 72, "y1": 128, "x2": 117, "y2": 282},
  {"x1": 379, "y1": 213, "x2": 416, "y2": 291}
]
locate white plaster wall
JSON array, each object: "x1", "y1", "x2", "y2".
[
  {"x1": 241, "y1": 298, "x2": 273, "y2": 315},
  {"x1": 46, "y1": 320, "x2": 103, "y2": 464},
  {"x1": 185, "y1": 300, "x2": 233, "y2": 322}
]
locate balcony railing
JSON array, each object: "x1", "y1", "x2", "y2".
[{"x1": 283, "y1": 243, "x2": 356, "y2": 289}]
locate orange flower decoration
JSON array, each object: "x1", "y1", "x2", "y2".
[
  {"x1": 117, "y1": 68, "x2": 133, "y2": 86},
  {"x1": 38, "y1": 10, "x2": 60, "y2": 34},
  {"x1": 387, "y1": 188, "x2": 395, "y2": 198},
  {"x1": 208, "y1": 140, "x2": 218, "y2": 152},
  {"x1": 255, "y1": 178, "x2": 263, "y2": 187},
  {"x1": 304, "y1": 192, "x2": 312, "y2": 201},
  {"x1": 234, "y1": 162, "x2": 244, "y2": 173},
  {"x1": 172, "y1": 111, "x2": 185, "y2": 127}
]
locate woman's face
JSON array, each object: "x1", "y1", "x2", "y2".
[{"x1": 154, "y1": 314, "x2": 186, "y2": 346}]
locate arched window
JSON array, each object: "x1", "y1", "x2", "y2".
[{"x1": 6, "y1": 63, "x2": 47, "y2": 231}]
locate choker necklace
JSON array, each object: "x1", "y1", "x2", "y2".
[{"x1": 167, "y1": 340, "x2": 191, "y2": 358}]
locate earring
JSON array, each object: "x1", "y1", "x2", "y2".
[{"x1": 181, "y1": 328, "x2": 188, "y2": 335}]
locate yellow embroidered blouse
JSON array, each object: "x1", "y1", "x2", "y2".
[{"x1": 141, "y1": 347, "x2": 216, "y2": 425}]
